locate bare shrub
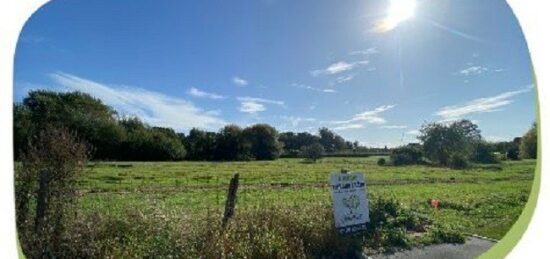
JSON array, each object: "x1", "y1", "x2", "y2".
[{"x1": 16, "y1": 126, "x2": 88, "y2": 258}]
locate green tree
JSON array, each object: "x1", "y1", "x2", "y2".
[
  {"x1": 13, "y1": 104, "x2": 33, "y2": 160},
  {"x1": 185, "y1": 128, "x2": 217, "y2": 160},
  {"x1": 279, "y1": 131, "x2": 320, "y2": 155},
  {"x1": 418, "y1": 119, "x2": 481, "y2": 166},
  {"x1": 520, "y1": 123, "x2": 537, "y2": 159},
  {"x1": 214, "y1": 125, "x2": 251, "y2": 160},
  {"x1": 300, "y1": 143, "x2": 325, "y2": 162},
  {"x1": 507, "y1": 147, "x2": 520, "y2": 160},
  {"x1": 17, "y1": 91, "x2": 126, "y2": 160},
  {"x1": 120, "y1": 118, "x2": 186, "y2": 161},
  {"x1": 318, "y1": 127, "x2": 346, "y2": 153},
  {"x1": 243, "y1": 124, "x2": 282, "y2": 160}
]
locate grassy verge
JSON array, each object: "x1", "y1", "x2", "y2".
[{"x1": 17, "y1": 157, "x2": 534, "y2": 257}]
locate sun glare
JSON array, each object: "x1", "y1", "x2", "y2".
[{"x1": 374, "y1": 0, "x2": 417, "y2": 33}]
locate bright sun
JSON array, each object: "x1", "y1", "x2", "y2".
[{"x1": 375, "y1": 0, "x2": 417, "y2": 32}]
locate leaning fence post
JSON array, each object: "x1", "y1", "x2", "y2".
[{"x1": 222, "y1": 173, "x2": 239, "y2": 228}]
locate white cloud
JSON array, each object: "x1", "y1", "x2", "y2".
[
  {"x1": 459, "y1": 66, "x2": 488, "y2": 76},
  {"x1": 333, "y1": 124, "x2": 364, "y2": 131},
  {"x1": 349, "y1": 48, "x2": 378, "y2": 56},
  {"x1": 311, "y1": 60, "x2": 369, "y2": 76},
  {"x1": 233, "y1": 76, "x2": 248, "y2": 86},
  {"x1": 335, "y1": 74, "x2": 355, "y2": 84},
  {"x1": 237, "y1": 96, "x2": 284, "y2": 114},
  {"x1": 237, "y1": 96, "x2": 284, "y2": 106},
  {"x1": 328, "y1": 105, "x2": 395, "y2": 125},
  {"x1": 380, "y1": 125, "x2": 408, "y2": 129},
  {"x1": 485, "y1": 135, "x2": 509, "y2": 142},
  {"x1": 325, "y1": 62, "x2": 353, "y2": 74},
  {"x1": 239, "y1": 101, "x2": 265, "y2": 114},
  {"x1": 49, "y1": 72, "x2": 226, "y2": 130},
  {"x1": 187, "y1": 87, "x2": 225, "y2": 99},
  {"x1": 406, "y1": 130, "x2": 420, "y2": 135},
  {"x1": 458, "y1": 65, "x2": 505, "y2": 76},
  {"x1": 292, "y1": 83, "x2": 337, "y2": 93},
  {"x1": 280, "y1": 116, "x2": 317, "y2": 127},
  {"x1": 435, "y1": 86, "x2": 533, "y2": 121}
]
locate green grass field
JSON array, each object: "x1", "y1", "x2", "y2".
[{"x1": 76, "y1": 157, "x2": 535, "y2": 240}]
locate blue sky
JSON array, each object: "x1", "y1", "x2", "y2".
[{"x1": 14, "y1": 0, "x2": 536, "y2": 147}]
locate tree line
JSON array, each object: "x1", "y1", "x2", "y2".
[
  {"x1": 15, "y1": 90, "x2": 536, "y2": 163},
  {"x1": 14, "y1": 90, "x2": 374, "y2": 161},
  {"x1": 387, "y1": 120, "x2": 537, "y2": 169}
]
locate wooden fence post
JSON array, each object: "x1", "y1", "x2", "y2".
[{"x1": 222, "y1": 173, "x2": 239, "y2": 228}]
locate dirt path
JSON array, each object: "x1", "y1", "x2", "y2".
[{"x1": 369, "y1": 237, "x2": 495, "y2": 259}]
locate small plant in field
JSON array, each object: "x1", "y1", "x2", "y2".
[
  {"x1": 377, "y1": 158, "x2": 386, "y2": 166},
  {"x1": 430, "y1": 224, "x2": 466, "y2": 244}
]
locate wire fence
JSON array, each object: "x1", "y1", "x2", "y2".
[{"x1": 78, "y1": 171, "x2": 335, "y2": 217}]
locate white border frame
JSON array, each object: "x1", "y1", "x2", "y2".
[{"x1": 0, "y1": 1, "x2": 547, "y2": 258}]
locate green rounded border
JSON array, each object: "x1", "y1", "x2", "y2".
[
  {"x1": 14, "y1": 2, "x2": 542, "y2": 259},
  {"x1": 478, "y1": 74, "x2": 541, "y2": 258}
]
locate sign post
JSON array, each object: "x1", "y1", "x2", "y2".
[{"x1": 330, "y1": 171, "x2": 369, "y2": 234}]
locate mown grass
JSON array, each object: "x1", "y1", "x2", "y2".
[{"x1": 78, "y1": 157, "x2": 535, "y2": 240}]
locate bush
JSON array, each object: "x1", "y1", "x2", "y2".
[
  {"x1": 120, "y1": 121, "x2": 186, "y2": 161},
  {"x1": 377, "y1": 158, "x2": 386, "y2": 166},
  {"x1": 17, "y1": 91, "x2": 125, "y2": 160},
  {"x1": 16, "y1": 127, "x2": 89, "y2": 258},
  {"x1": 471, "y1": 142, "x2": 499, "y2": 164},
  {"x1": 520, "y1": 123, "x2": 537, "y2": 159},
  {"x1": 300, "y1": 143, "x2": 325, "y2": 162},
  {"x1": 390, "y1": 145, "x2": 423, "y2": 166},
  {"x1": 449, "y1": 154, "x2": 468, "y2": 169},
  {"x1": 419, "y1": 120, "x2": 481, "y2": 166},
  {"x1": 391, "y1": 154, "x2": 413, "y2": 166},
  {"x1": 18, "y1": 197, "x2": 453, "y2": 258},
  {"x1": 506, "y1": 147, "x2": 520, "y2": 160},
  {"x1": 430, "y1": 224, "x2": 466, "y2": 244},
  {"x1": 242, "y1": 124, "x2": 283, "y2": 160}
]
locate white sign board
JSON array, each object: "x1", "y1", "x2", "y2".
[{"x1": 330, "y1": 172, "x2": 369, "y2": 234}]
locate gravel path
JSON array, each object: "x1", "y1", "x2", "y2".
[{"x1": 369, "y1": 237, "x2": 496, "y2": 259}]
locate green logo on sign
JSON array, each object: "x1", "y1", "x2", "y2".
[{"x1": 343, "y1": 194, "x2": 360, "y2": 209}]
